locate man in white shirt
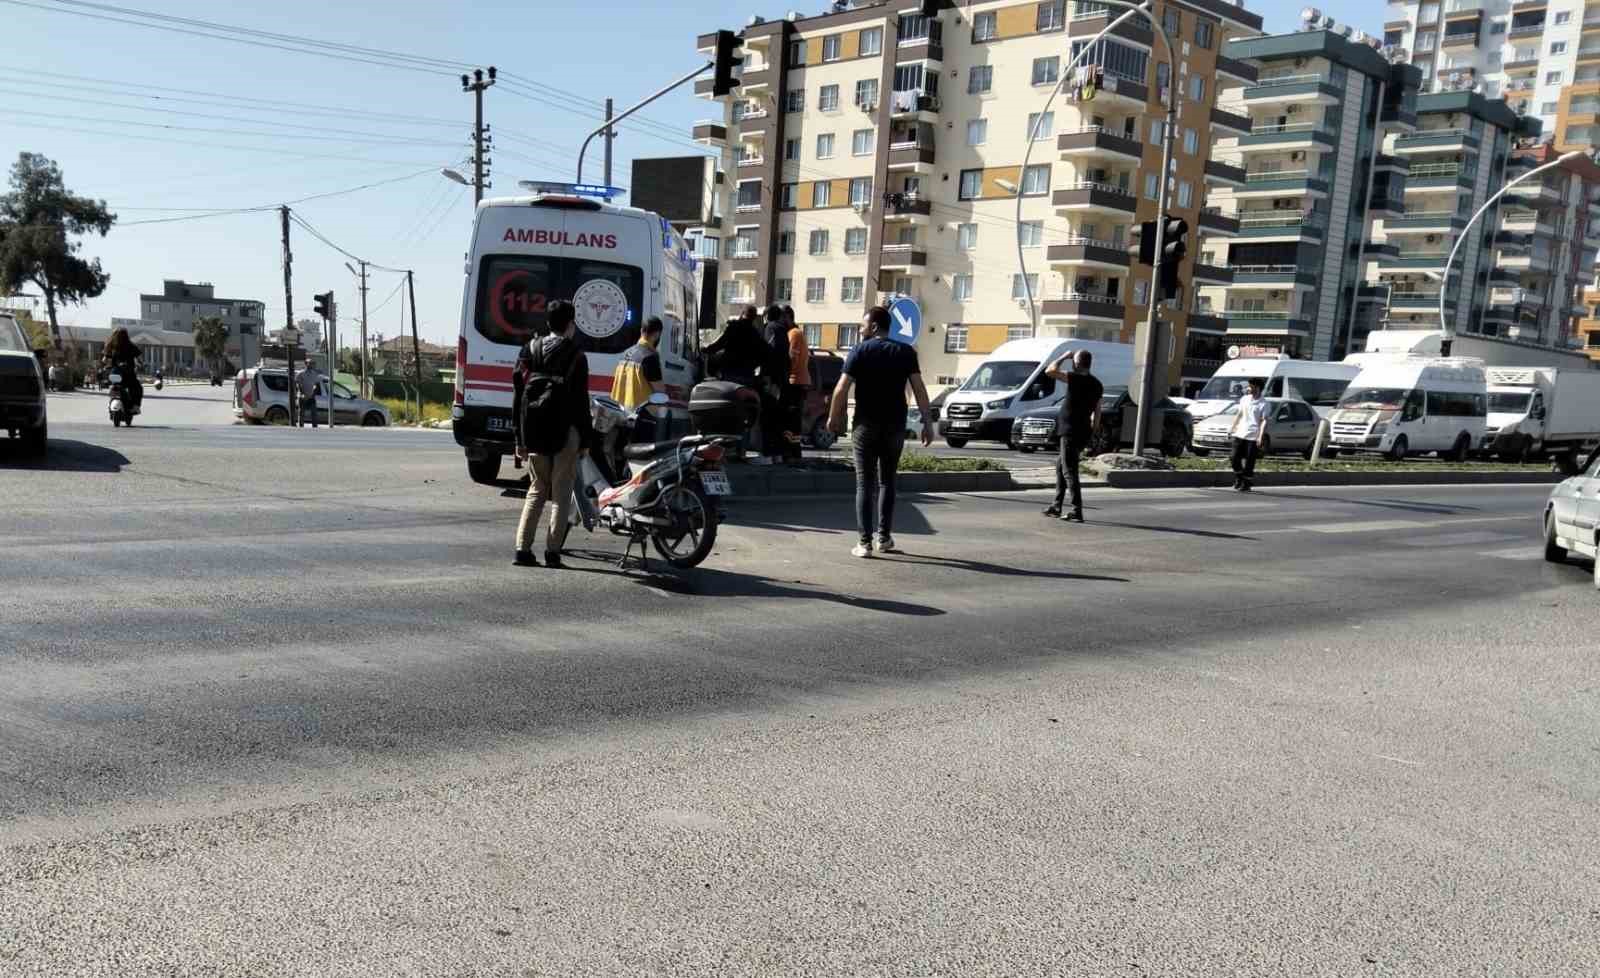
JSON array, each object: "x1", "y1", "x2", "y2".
[{"x1": 1229, "y1": 377, "x2": 1268, "y2": 492}]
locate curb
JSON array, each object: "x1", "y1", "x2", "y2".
[
  {"x1": 728, "y1": 467, "x2": 1020, "y2": 498},
  {"x1": 1092, "y1": 468, "x2": 1567, "y2": 489}
]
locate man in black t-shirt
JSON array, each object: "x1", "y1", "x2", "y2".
[
  {"x1": 827, "y1": 306, "x2": 933, "y2": 558},
  {"x1": 1042, "y1": 349, "x2": 1103, "y2": 522}
]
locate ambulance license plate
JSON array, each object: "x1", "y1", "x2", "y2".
[
  {"x1": 486, "y1": 416, "x2": 514, "y2": 433},
  {"x1": 700, "y1": 471, "x2": 733, "y2": 496}
]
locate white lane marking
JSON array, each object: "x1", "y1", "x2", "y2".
[
  {"x1": 1413, "y1": 531, "x2": 1519, "y2": 547},
  {"x1": 1137, "y1": 501, "x2": 1279, "y2": 512},
  {"x1": 1254, "y1": 515, "x2": 1528, "y2": 536},
  {"x1": 1374, "y1": 754, "x2": 1422, "y2": 768},
  {"x1": 1305, "y1": 520, "x2": 1432, "y2": 534},
  {"x1": 1477, "y1": 547, "x2": 1543, "y2": 561}
]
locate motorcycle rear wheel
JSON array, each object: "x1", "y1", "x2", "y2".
[{"x1": 651, "y1": 484, "x2": 718, "y2": 568}]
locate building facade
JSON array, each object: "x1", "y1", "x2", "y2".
[
  {"x1": 694, "y1": 0, "x2": 1264, "y2": 393},
  {"x1": 138, "y1": 279, "x2": 265, "y2": 369}
]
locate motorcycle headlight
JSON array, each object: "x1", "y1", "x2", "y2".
[{"x1": 985, "y1": 398, "x2": 1012, "y2": 411}]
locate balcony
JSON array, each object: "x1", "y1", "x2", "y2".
[
  {"x1": 1504, "y1": 179, "x2": 1564, "y2": 208},
  {"x1": 882, "y1": 193, "x2": 932, "y2": 223},
  {"x1": 878, "y1": 244, "x2": 928, "y2": 272},
  {"x1": 694, "y1": 78, "x2": 717, "y2": 98},
  {"x1": 1377, "y1": 252, "x2": 1451, "y2": 273},
  {"x1": 1040, "y1": 292, "x2": 1126, "y2": 323},
  {"x1": 1057, "y1": 126, "x2": 1144, "y2": 164},
  {"x1": 1198, "y1": 209, "x2": 1241, "y2": 237},
  {"x1": 1203, "y1": 159, "x2": 1247, "y2": 188},
  {"x1": 726, "y1": 251, "x2": 761, "y2": 276},
  {"x1": 1091, "y1": 72, "x2": 1150, "y2": 111},
  {"x1": 1388, "y1": 291, "x2": 1451, "y2": 312},
  {"x1": 1188, "y1": 313, "x2": 1229, "y2": 334},
  {"x1": 1230, "y1": 265, "x2": 1319, "y2": 289},
  {"x1": 1235, "y1": 122, "x2": 1337, "y2": 152},
  {"x1": 1216, "y1": 56, "x2": 1258, "y2": 85},
  {"x1": 1384, "y1": 210, "x2": 1467, "y2": 233},
  {"x1": 1578, "y1": 46, "x2": 1600, "y2": 63},
  {"x1": 1052, "y1": 182, "x2": 1138, "y2": 216},
  {"x1": 1375, "y1": 154, "x2": 1410, "y2": 174},
  {"x1": 1192, "y1": 262, "x2": 1235, "y2": 285},
  {"x1": 1237, "y1": 211, "x2": 1325, "y2": 241},
  {"x1": 1222, "y1": 311, "x2": 1313, "y2": 336},
  {"x1": 1046, "y1": 237, "x2": 1132, "y2": 271},
  {"x1": 1406, "y1": 161, "x2": 1474, "y2": 190},
  {"x1": 1504, "y1": 55, "x2": 1540, "y2": 73},
  {"x1": 739, "y1": 65, "x2": 773, "y2": 92},
  {"x1": 733, "y1": 195, "x2": 762, "y2": 214},
  {"x1": 897, "y1": 21, "x2": 944, "y2": 64},
  {"x1": 735, "y1": 154, "x2": 765, "y2": 169},
  {"x1": 889, "y1": 89, "x2": 940, "y2": 120},
  {"x1": 1441, "y1": 29, "x2": 1480, "y2": 48},
  {"x1": 1394, "y1": 128, "x2": 1479, "y2": 155},
  {"x1": 887, "y1": 141, "x2": 936, "y2": 172},
  {"x1": 1067, "y1": 11, "x2": 1155, "y2": 49},
  {"x1": 1233, "y1": 170, "x2": 1331, "y2": 200},
  {"x1": 1240, "y1": 73, "x2": 1341, "y2": 106},
  {"x1": 1210, "y1": 106, "x2": 1253, "y2": 137},
  {"x1": 691, "y1": 121, "x2": 727, "y2": 146}
]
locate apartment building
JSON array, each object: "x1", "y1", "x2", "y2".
[
  {"x1": 693, "y1": 0, "x2": 1263, "y2": 392},
  {"x1": 1203, "y1": 30, "x2": 1421, "y2": 366}
]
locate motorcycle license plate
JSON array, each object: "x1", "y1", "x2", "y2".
[
  {"x1": 700, "y1": 471, "x2": 733, "y2": 496},
  {"x1": 486, "y1": 416, "x2": 513, "y2": 433}
]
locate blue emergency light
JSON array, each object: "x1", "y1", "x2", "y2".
[{"x1": 518, "y1": 180, "x2": 621, "y2": 200}]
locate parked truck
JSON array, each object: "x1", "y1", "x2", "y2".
[{"x1": 1483, "y1": 366, "x2": 1600, "y2": 471}]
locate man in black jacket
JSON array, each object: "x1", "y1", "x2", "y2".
[{"x1": 512, "y1": 300, "x2": 595, "y2": 569}]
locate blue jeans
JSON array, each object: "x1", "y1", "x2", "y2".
[{"x1": 853, "y1": 423, "x2": 907, "y2": 544}]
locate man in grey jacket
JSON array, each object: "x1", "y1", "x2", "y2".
[{"x1": 297, "y1": 361, "x2": 322, "y2": 428}]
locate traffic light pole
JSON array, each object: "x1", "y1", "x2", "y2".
[
  {"x1": 575, "y1": 62, "x2": 713, "y2": 184},
  {"x1": 1131, "y1": 84, "x2": 1179, "y2": 459}
]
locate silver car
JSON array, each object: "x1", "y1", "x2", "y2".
[
  {"x1": 1544, "y1": 448, "x2": 1600, "y2": 589},
  {"x1": 1191, "y1": 397, "x2": 1322, "y2": 458},
  {"x1": 234, "y1": 367, "x2": 391, "y2": 426},
  {"x1": 0, "y1": 312, "x2": 47, "y2": 455}
]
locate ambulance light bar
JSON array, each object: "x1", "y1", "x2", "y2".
[{"x1": 517, "y1": 180, "x2": 622, "y2": 200}]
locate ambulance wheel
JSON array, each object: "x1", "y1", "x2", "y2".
[{"x1": 467, "y1": 455, "x2": 502, "y2": 485}]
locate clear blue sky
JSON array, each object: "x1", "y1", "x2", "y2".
[{"x1": 2, "y1": 0, "x2": 1373, "y2": 345}]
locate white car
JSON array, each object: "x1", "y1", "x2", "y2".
[
  {"x1": 234, "y1": 367, "x2": 391, "y2": 426},
  {"x1": 0, "y1": 312, "x2": 47, "y2": 455},
  {"x1": 1545, "y1": 448, "x2": 1600, "y2": 589}
]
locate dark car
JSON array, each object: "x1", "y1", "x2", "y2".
[
  {"x1": 801, "y1": 350, "x2": 845, "y2": 448},
  {"x1": 1009, "y1": 386, "x2": 1193, "y2": 458}
]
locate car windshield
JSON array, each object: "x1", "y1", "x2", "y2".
[
  {"x1": 1196, "y1": 375, "x2": 1265, "y2": 401},
  {"x1": 1488, "y1": 392, "x2": 1531, "y2": 414},
  {"x1": 0, "y1": 319, "x2": 29, "y2": 354},
  {"x1": 960, "y1": 361, "x2": 1037, "y2": 392},
  {"x1": 1338, "y1": 386, "x2": 1408, "y2": 411}
]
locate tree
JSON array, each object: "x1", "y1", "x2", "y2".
[
  {"x1": 0, "y1": 153, "x2": 115, "y2": 352},
  {"x1": 192, "y1": 315, "x2": 230, "y2": 369}
]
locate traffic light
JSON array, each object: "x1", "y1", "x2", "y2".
[
  {"x1": 1158, "y1": 216, "x2": 1189, "y2": 301},
  {"x1": 712, "y1": 29, "x2": 743, "y2": 97},
  {"x1": 313, "y1": 291, "x2": 333, "y2": 321},
  {"x1": 1129, "y1": 220, "x2": 1157, "y2": 266}
]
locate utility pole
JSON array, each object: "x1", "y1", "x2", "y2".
[
  {"x1": 406, "y1": 270, "x2": 423, "y2": 403},
  {"x1": 603, "y1": 97, "x2": 614, "y2": 188},
  {"x1": 461, "y1": 67, "x2": 497, "y2": 204},
  {"x1": 280, "y1": 205, "x2": 297, "y2": 427},
  {"x1": 346, "y1": 260, "x2": 370, "y2": 397},
  {"x1": 326, "y1": 294, "x2": 337, "y2": 429}
]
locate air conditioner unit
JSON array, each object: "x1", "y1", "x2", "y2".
[
  {"x1": 853, "y1": 202, "x2": 869, "y2": 212},
  {"x1": 1270, "y1": 291, "x2": 1285, "y2": 299},
  {"x1": 1287, "y1": 104, "x2": 1302, "y2": 114},
  {"x1": 1291, "y1": 151, "x2": 1305, "y2": 161},
  {"x1": 1426, "y1": 234, "x2": 1439, "y2": 243}
]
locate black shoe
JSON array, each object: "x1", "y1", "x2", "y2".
[
  {"x1": 1239, "y1": 482, "x2": 1253, "y2": 493},
  {"x1": 1063, "y1": 510, "x2": 1085, "y2": 523},
  {"x1": 1043, "y1": 505, "x2": 1062, "y2": 518},
  {"x1": 544, "y1": 552, "x2": 565, "y2": 569},
  {"x1": 513, "y1": 550, "x2": 538, "y2": 567}
]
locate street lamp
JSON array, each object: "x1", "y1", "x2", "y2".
[
  {"x1": 440, "y1": 168, "x2": 472, "y2": 187},
  {"x1": 1438, "y1": 149, "x2": 1585, "y2": 351}
]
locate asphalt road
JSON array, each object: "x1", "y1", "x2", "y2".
[{"x1": 1, "y1": 416, "x2": 1596, "y2": 977}]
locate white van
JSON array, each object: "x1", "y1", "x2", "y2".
[
  {"x1": 938, "y1": 338, "x2": 1134, "y2": 448},
  {"x1": 452, "y1": 187, "x2": 702, "y2": 484},
  {"x1": 1188, "y1": 356, "x2": 1360, "y2": 422},
  {"x1": 1329, "y1": 357, "x2": 1488, "y2": 461}
]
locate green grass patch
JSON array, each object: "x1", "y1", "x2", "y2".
[
  {"x1": 377, "y1": 397, "x2": 451, "y2": 426},
  {"x1": 1168, "y1": 453, "x2": 1550, "y2": 474},
  {"x1": 896, "y1": 450, "x2": 1003, "y2": 473}
]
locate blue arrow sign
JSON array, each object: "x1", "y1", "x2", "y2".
[{"x1": 887, "y1": 296, "x2": 922, "y2": 347}]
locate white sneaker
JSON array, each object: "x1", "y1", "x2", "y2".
[
  {"x1": 851, "y1": 542, "x2": 874, "y2": 558},
  {"x1": 878, "y1": 535, "x2": 899, "y2": 554}
]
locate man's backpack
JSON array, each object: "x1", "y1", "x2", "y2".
[{"x1": 522, "y1": 337, "x2": 578, "y2": 455}]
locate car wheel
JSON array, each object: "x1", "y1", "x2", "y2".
[
  {"x1": 809, "y1": 418, "x2": 837, "y2": 450},
  {"x1": 362, "y1": 411, "x2": 386, "y2": 427},
  {"x1": 1545, "y1": 511, "x2": 1568, "y2": 564},
  {"x1": 1387, "y1": 435, "x2": 1408, "y2": 462},
  {"x1": 1192, "y1": 447, "x2": 1210, "y2": 457},
  {"x1": 1016, "y1": 445, "x2": 1037, "y2": 454},
  {"x1": 264, "y1": 405, "x2": 290, "y2": 425},
  {"x1": 467, "y1": 455, "x2": 502, "y2": 485},
  {"x1": 1160, "y1": 426, "x2": 1186, "y2": 458},
  {"x1": 944, "y1": 437, "x2": 968, "y2": 449},
  {"x1": 22, "y1": 419, "x2": 46, "y2": 456},
  {"x1": 1446, "y1": 432, "x2": 1471, "y2": 463}
]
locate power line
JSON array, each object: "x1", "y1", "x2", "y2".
[
  {"x1": 1, "y1": 119, "x2": 459, "y2": 168},
  {"x1": 0, "y1": 106, "x2": 466, "y2": 147},
  {"x1": 116, "y1": 168, "x2": 438, "y2": 225}
]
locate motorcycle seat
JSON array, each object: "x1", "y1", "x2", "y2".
[{"x1": 623, "y1": 435, "x2": 713, "y2": 461}]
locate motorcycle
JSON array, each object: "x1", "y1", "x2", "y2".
[
  {"x1": 106, "y1": 371, "x2": 139, "y2": 427},
  {"x1": 570, "y1": 391, "x2": 736, "y2": 571}
]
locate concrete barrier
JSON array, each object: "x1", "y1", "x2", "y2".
[{"x1": 728, "y1": 467, "x2": 1017, "y2": 498}]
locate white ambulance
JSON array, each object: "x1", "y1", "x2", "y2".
[{"x1": 452, "y1": 185, "x2": 703, "y2": 484}]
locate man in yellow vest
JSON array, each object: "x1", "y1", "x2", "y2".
[{"x1": 610, "y1": 315, "x2": 667, "y2": 442}]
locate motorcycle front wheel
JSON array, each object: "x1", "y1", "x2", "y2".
[{"x1": 651, "y1": 484, "x2": 718, "y2": 568}]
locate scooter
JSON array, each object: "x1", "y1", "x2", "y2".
[
  {"x1": 570, "y1": 391, "x2": 736, "y2": 571},
  {"x1": 106, "y1": 371, "x2": 139, "y2": 427}
]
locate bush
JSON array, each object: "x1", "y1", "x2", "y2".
[
  {"x1": 895, "y1": 450, "x2": 1002, "y2": 473},
  {"x1": 377, "y1": 397, "x2": 451, "y2": 426}
]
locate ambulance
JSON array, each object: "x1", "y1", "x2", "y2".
[{"x1": 452, "y1": 184, "x2": 703, "y2": 484}]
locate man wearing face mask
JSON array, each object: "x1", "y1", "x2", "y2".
[{"x1": 1041, "y1": 349, "x2": 1102, "y2": 523}]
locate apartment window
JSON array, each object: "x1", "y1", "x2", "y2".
[
  {"x1": 952, "y1": 275, "x2": 974, "y2": 301},
  {"x1": 1144, "y1": 172, "x2": 1159, "y2": 200},
  {"x1": 860, "y1": 27, "x2": 883, "y2": 56},
  {"x1": 974, "y1": 11, "x2": 998, "y2": 40},
  {"x1": 967, "y1": 118, "x2": 988, "y2": 145},
  {"x1": 1163, "y1": 8, "x2": 1180, "y2": 36},
  {"x1": 778, "y1": 230, "x2": 795, "y2": 254},
  {"x1": 1490, "y1": 19, "x2": 1505, "y2": 33},
  {"x1": 945, "y1": 323, "x2": 969, "y2": 352},
  {"x1": 822, "y1": 34, "x2": 841, "y2": 62},
  {"x1": 720, "y1": 281, "x2": 741, "y2": 304},
  {"x1": 1027, "y1": 111, "x2": 1055, "y2": 140},
  {"x1": 789, "y1": 40, "x2": 806, "y2": 63},
  {"x1": 1011, "y1": 273, "x2": 1039, "y2": 300},
  {"x1": 1547, "y1": 71, "x2": 1564, "y2": 85},
  {"x1": 852, "y1": 128, "x2": 875, "y2": 156},
  {"x1": 855, "y1": 78, "x2": 880, "y2": 109},
  {"x1": 1417, "y1": 31, "x2": 1436, "y2": 51},
  {"x1": 845, "y1": 227, "x2": 868, "y2": 254},
  {"x1": 736, "y1": 180, "x2": 761, "y2": 209},
  {"x1": 694, "y1": 236, "x2": 719, "y2": 259},
  {"x1": 1021, "y1": 164, "x2": 1050, "y2": 196},
  {"x1": 804, "y1": 323, "x2": 822, "y2": 347},
  {"x1": 841, "y1": 277, "x2": 865, "y2": 303},
  {"x1": 1195, "y1": 19, "x2": 1215, "y2": 49},
  {"x1": 806, "y1": 277, "x2": 826, "y2": 302},
  {"x1": 1150, "y1": 118, "x2": 1164, "y2": 144},
  {"x1": 1552, "y1": 41, "x2": 1568, "y2": 55},
  {"x1": 780, "y1": 183, "x2": 798, "y2": 209},
  {"x1": 1176, "y1": 180, "x2": 1193, "y2": 208},
  {"x1": 849, "y1": 177, "x2": 873, "y2": 206},
  {"x1": 1183, "y1": 127, "x2": 1198, "y2": 155},
  {"x1": 785, "y1": 89, "x2": 806, "y2": 113},
  {"x1": 1555, "y1": 10, "x2": 1572, "y2": 23},
  {"x1": 1188, "y1": 74, "x2": 1205, "y2": 102},
  {"x1": 149, "y1": 302, "x2": 161, "y2": 313},
  {"x1": 1032, "y1": 56, "x2": 1060, "y2": 87},
  {"x1": 1542, "y1": 101, "x2": 1559, "y2": 114},
  {"x1": 838, "y1": 324, "x2": 861, "y2": 348},
  {"x1": 1018, "y1": 221, "x2": 1044, "y2": 248},
  {"x1": 1037, "y1": 0, "x2": 1065, "y2": 31},
  {"x1": 958, "y1": 169, "x2": 983, "y2": 200},
  {"x1": 957, "y1": 222, "x2": 978, "y2": 251},
  {"x1": 809, "y1": 229, "x2": 830, "y2": 254},
  {"x1": 819, "y1": 84, "x2": 840, "y2": 111},
  {"x1": 1134, "y1": 280, "x2": 1149, "y2": 306},
  {"x1": 968, "y1": 64, "x2": 993, "y2": 94},
  {"x1": 775, "y1": 279, "x2": 793, "y2": 302},
  {"x1": 785, "y1": 138, "x2": 800, "y2": 161},
  {"x1": 1420, "y1": 2, "x2": 1438, "y2": 21},
  {"x1": 817, "y1": 133, "x2": 836, "y2": 158}
]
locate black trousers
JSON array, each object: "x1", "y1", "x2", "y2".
[
  {"x1": 782, "y1": 384, "x2": 807, "y2": 459},
  {"x1": 1053, "y1": 433, "x2": 1087, "y2": 512},
  {"x1": 1230, "y1": 437, "x2": 1259, "y2": 485},
  {"x1": 853, "y1": 423, "x2": 907, "y2": 544}
]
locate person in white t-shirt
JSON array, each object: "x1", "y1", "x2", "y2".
[{"x1": 1229, "y1": 377, "x2": 1269, "y2": 492}]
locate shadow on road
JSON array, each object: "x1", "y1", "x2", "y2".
[
  {"x1": 631, "y1": 565, "x2": 948, "y2": 617},
  {"x1": 879, "y1": 553, "x2": 1129, "y2": 583},
  {"x1": 1248, "y1": 490, "x2": 1482, "y2": 516},
  {"x1": 0, "y1": 438, "x2": 130, "y2": 473},
  {"x1": 1086, "y1": 519, "x2": 1257, "y2": 542}
]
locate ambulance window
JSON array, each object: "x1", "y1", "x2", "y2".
[
  {"x1": 568, "y1": 260, "x2": 645, "y2": 356},
  {"x1": 477, "y1": 255, "x2": 555, "y2": 345}
]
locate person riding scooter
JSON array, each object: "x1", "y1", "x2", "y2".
[{"x1": 101, "y1": 326, "x2": 144, "y2": 411}]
